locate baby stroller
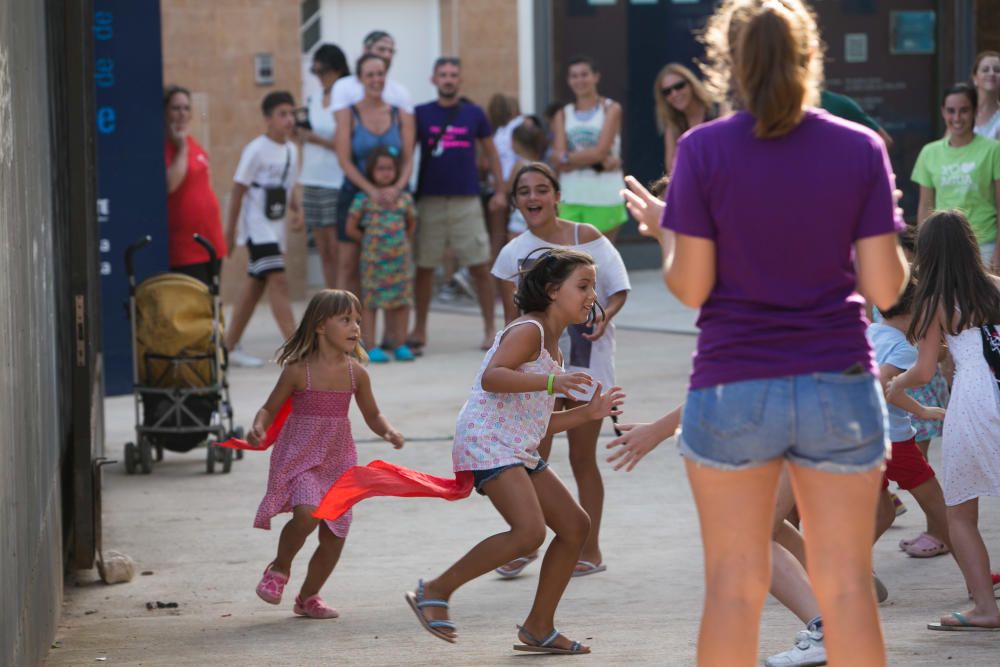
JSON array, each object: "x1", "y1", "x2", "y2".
[{"x1": 123, "y1": 235, "x2": 243, "y2": 474}]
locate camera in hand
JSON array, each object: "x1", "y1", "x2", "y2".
[{"x1": 294, "y1": 107, "x2": 312, "y2": 131}]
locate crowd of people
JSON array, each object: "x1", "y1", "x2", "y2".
[{"x1": 161, "y1": 3, "x2": 1000, "y2": 665}]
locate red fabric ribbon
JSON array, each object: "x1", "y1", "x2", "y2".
[
  {"x1": 314, "y1": 460, "x2": 475, "y2": 521},
  {"x1": 217, "y1": 398, "x2": 292, "y2": 451}
]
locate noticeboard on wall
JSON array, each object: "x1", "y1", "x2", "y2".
[{"x1": 890, "y1": 10, "x2": 936, "y2": 55}]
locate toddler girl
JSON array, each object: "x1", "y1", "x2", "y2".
[
  {"x1": 250, "y1": 289, "x2": 404, "y2": 618},
  {"x1": 345, "y1": 146, "x2": 416, "y2": 363}
]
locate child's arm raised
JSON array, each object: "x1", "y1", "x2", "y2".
[
  {"x1": 879, "y1": 363, "x2": 945, "y2": 421},
  {"x1": 352, "y1": 362, "x2": 404, "y2": 449},
  {"x1": 248, "y1": 364, "x2": 302, "y2": 445},
  {"x1": 481, "y1": 322, "x2": 592, "y2": 396},
  {"x1": 605, "y1": 404, "x2": 684, "y2": 472}
]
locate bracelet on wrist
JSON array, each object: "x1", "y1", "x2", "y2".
[{"x1": 546, "y1": 373, "x2": 555, "y2": 395}]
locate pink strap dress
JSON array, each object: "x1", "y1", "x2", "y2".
[{"x1": 254, "y1": 360, "x2": 358, "y2": 537}]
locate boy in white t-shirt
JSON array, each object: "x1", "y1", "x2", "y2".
[{"x1": 223, "y1": 91, "x2": 302, "y2": 367}]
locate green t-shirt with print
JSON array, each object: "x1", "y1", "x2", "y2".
[{"x1": 911, "y1": 135, "x2": 1000, "y2": 243}]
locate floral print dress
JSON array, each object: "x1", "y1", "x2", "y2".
[{"x1": 350, "y1": 191, "x2": 415, "y2": 310}]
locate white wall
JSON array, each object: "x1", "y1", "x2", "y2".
[{"x1": 302, "y1": 0, "x2": 440, "y2": 106}]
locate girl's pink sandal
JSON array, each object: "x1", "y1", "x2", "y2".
[
  {"x1": 904, "y1": 533, "x2": 949, "y2": 558},
  {"x1": 294, "y1": 594, "x2": 339, "y2": 619},
  {"x1": 255, "y1": 563, "x2": 289, "y2": 605}
]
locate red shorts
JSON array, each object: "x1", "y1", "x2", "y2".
[{"x1": 882, "y1": 437, "x2": 935, "y2": 490}]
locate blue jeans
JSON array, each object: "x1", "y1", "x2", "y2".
[
  {"x1": 679, "y1": 372, "x2": 889, "y2": 472},
  {"x1": 472, "y1": 459, "x2": 549, "y2": 494}
]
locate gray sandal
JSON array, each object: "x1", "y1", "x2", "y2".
[
  {"x1": 405, "y1": 579, "x2": 457, "y2": 644},
  {"x1": 514, "y1": 625, "x2": 590, "y2": 654}
]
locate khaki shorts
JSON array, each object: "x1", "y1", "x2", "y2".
[{"x1": 415, "y1": 196, "x2": 490, "y2": 269}]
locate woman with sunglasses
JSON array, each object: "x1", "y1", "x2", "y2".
[
  {"x1": 298, "y1": 44, "x2": 350, "y2": 288},
  {"x1": 652, "y1": 63, "x2": 718, "y2": 174}
]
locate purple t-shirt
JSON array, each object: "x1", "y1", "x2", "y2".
[
  {"x1": 662, "y1": 109, "x2": 903, "y2": 390},
  {"x1": 416, "y1": 100, "x2": 492, "y2": 196}
]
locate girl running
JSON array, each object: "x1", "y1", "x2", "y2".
[
  {"x1": 345, "y1": 146, "x2": 417, "y2": 363},
  {"x1": 887, "y1": 210, "x2": 1000, "y2": 631},
  {"x1": 491, "y1": 162, "x2": 630, "y2": 579},
  {"x1": 249, "y1": 289, "x2": 404, "y2": 618},
  {"x1": 405, "y1": 248, "x2": 624, "y2": 653}
]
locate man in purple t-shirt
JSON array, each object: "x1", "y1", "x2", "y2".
[{"x1": 409, "y1": 57, "x2": 505, "y2": 352}]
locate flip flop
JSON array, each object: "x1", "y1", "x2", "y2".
[
  {"x1": 571, "y1": 560, "x2": 607, "y2": 578},
  {"x1": 927, "y1": 611, "x2": 1000, "y2": 632},
  {"x1": 514, "y1": 625, "x2": 590, "y2": 654},
  {"x1": 904, "y1": 532, "x2": 949, "y2": 558},
  {"x1": 404, "y1": 340, "x2": 425, "y2": 357},
  {"x1": 495, "y1": 554, "x2": 538, "y2": 579},
  {"x1": 405, "y1": 579, "x2": 457, "y2": 643}
]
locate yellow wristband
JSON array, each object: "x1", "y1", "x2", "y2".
[{"x1": 546, "y1": 373, "x2": 555, "y2": 395}]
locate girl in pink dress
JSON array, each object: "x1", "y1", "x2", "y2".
[
  {"x1": 404, "y1": 248, "x2": 625, "y2": 654},
  {"x1": 250, "y1": 289, "x2": 404, "y2": 618}
]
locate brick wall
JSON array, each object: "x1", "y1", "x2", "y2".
[
  {"x1": 439, "y1": 0, "x2": 520, "y2": 109},
  {"x1": 160, "y1": 0, "x2": 305, "y2": 302}
]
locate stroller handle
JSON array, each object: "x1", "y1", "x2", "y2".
[
  {"x1": 193, "y1": 234, "x2": 218, "y2": 264},
  {"x1": 125, "y1": 236, "x2": 152, "y2": 282}
]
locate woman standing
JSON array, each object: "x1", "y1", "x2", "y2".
[
  {"x1": 334, "y1": 54, "x2": 415, "y2": 298},
  {"x1": 652, "y1": 63, "x2": 717, "y2": 174},
  {"x1": 299, "y1": 44, "x2": 350, "y2": 288},
  {"x1": 551, "y1": 56, "x2": 627, "y2": 239},
  {"x1": 913, "y1": 83, "x2": 1000, "y2": 271},
  {"x1": 973, "y1": 51, "x2": 1000, "y2": 140},
  {"x1": 163, "y1": 85, "x2": 227, "y2": 285},
  {"x1": 662, "y1": 1, "x2": 907, "y2": 665}
]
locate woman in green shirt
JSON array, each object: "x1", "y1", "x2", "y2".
[{"x1": 913, "y1": 83, "x2": 1000, "y2": 271}]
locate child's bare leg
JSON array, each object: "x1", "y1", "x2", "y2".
[
  {"x1": 336, "y1": 242, "x2": 361, "y2": 297},
  {"x1": 917, "y1": 438, "x2": 931, "y2": 460},
  {"x1": 224, "y1": 275, "x2": 266, "y2": 350},
  {"x1": 361, "y1": 307, "x2": 377, "y2": 350},
  {"x1": 563, "y1": 401, "x2": 604, "y2": 567},
  {"x1": 945, "y1": 498, "x2": 1000, "y2": 626},
  {"x1": 419, "y1": 467, "x2": 548, "y2": 638},
  {"x1": 907, "y1": 477, "x2": 950, "y2": 547},
  {"x1": 686, "y1": 458, "x2": 782, "y2": 666},
  {"x1": 389, "y1": 306, "x2": 409, "y2": 348},
  {"x1": 300, "y1": 522, "x2": 347, "y2": 599},
  {"x1": 769, "y1": 468, "x2": 820, "y2": 623},
  {"x1": 788, "y1": 464, "x2": 886, "y2": 667},
  {"x1": 272, "y1": 505, "x2": 320, "y2": 575},
  {"x1": 875, "y1": 489, "x2": 896, "y2": 541},
  {"x1": 265, "y1": 271, "x2": 296, "y2": 340},
  {"x1": 519, "y1": 468, "x2": 591, "y2": 651}
]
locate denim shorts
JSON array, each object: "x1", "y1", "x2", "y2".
[
  {"x1": 472, "y1": 458, "x2": 548, "y2": 495},
  {"x1": 679, "y1": 371, "x2": 889, "y2": 472}
]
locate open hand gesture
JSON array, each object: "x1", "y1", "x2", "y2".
[
  {"x1": 553, "y1": 372, "x2": 593, "y2": 397},
  {"x1": 585, "y1": 383, "x2": 625, "y2": 421},
  {"x1": 621, "y1": 175, "x2": 665, "y2": 239}
]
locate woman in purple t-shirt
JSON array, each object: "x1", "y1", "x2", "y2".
[{"x1": 630, "y1": 1, "x2": 907, "y2": 665}]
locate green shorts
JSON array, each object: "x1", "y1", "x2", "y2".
[{"x1": 558, "y1": 202, "x2": 628, "y2": 233}]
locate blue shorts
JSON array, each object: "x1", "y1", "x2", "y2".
[
  {"x1": 679, "y1": 371, "x2": 889, "y2": 472},
  {"x1": 472, "y1": 459, "x2": 548, "y2": 495}
]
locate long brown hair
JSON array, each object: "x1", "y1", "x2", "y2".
[
  {"x1": 652, "y1": 63, "x2": 715, "y2": 135},
  {"x1": 972, "y1": 51, "x2": 1000, "y2": 82},
  {"x1": 275, "y1": 290, "x2": 367, "y2": 365},
  {"x1": 702, "y1": 0, "x2": 823, "y2": 139},
  {"x1": 907, "y1": 210, "x2": 1000, "y2": 340}
]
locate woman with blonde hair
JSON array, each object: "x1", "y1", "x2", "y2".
[
  {"x1": 652, "y1": 63, "x2": 716, "y2": 173},
  {"x1": 972, "y1": 50, "x2": 1000, "y2": 140},
  {"x1": 659, "y1": 1, "x2": 907, "y2": 665}
]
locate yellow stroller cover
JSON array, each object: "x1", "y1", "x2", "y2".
[{"x1": 134, "y1": 273, "x2": 223, "y2": 388}]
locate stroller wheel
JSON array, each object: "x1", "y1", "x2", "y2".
[
  {"x1": 206, "y1": 443, "x2": 216, "y2": 474},
  {"x1": 154, "y1": 443, "x2": 164, "y2": 462},
  {"x1": 138, "y1": 439, "x2": 153, "y2": 475},
  {"x1": 231, "y1": 427, "x2": 245, "y2": 460},
  {"x1": 221, "y1": 446, "x2": 234, "y2": 474},
  {"x1": 124, "y1": 442, "x2": 137, "y2": 475}
]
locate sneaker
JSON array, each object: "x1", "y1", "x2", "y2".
[
  {"x1": 255, "y1": 563, "x2": 288, "y2": 605},
  {"x1": 229, "y1": 347, "x2": 264, "y2": 368},
  {"x1": 437, "y1": 283, "x2": 459, "y2": 302},
  {"x1": 293, "y1": 594, "x2": 339, "y2": 619},
  {"x1": 891, "y1": 492, "x2": 908, "y2": 517},
  {"x1": 368, "y1": 347, "x2": 390, "y2": 363},
  {"x1": 393, "y1": 345, "x2": 415, "y2": 362},
  {"x1": 765, "y1": 629, "x2": 826, "y2": 667},
  {"x1": 451, "y1": 269, "x2": 475, "y2": 299}
]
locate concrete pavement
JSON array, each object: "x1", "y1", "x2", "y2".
[{"x1": 50, "y1": 284, "x2": 1000, "y2": 666}]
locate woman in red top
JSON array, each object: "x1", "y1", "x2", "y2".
[{"x1": 164, "y1": 85, "x2": 227, "y2": 284}]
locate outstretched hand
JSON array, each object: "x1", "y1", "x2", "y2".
[
  {"x1": 585, "y1": 383, "x2": 625, "y2": 421},
  {"x1": 553, "y1": 372, "x2": 593, "y2": 397},
  {"x1": 621, "y1": 175, "x2": 665, "y2": 239},
  {"x1": 605, "y1": 407, "x2": 682, "y2": 472}
]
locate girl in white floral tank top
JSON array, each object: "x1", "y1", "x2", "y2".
[{"x1": 404, "y1": 248, "x2": 625, "y2": 654}]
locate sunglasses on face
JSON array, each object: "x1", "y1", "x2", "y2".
[{"x1": 661, "y1": 80, "x2": 688, "y2": 97}]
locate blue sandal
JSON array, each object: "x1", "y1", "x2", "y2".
[
  {"x1": 405, "y1": 579, "x2": 457, "y2": 643},
  {"x1": 514, "y1": 625, "x2": 590, "y2": 654}
]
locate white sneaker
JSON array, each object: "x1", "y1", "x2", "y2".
[
  {"x1": 228, "y1": 347, "x2": 264, "y2": 368},
  {"x1": 451, "y1": 269, "x2": 475, "y2": 299},
  {"x1": 765, "y1": 629, "x2": 826, "y2": 667}
]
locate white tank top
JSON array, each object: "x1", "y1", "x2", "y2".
[
  {"x1": 560, "y1": 98, "x2": 624, "y2": 207},
  {"x1": 975, "y1": 108, "x2": 1000, "y2": 141},
  {"x1": 299, "y1": 90, "x2": 344, "y2": 189}
]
